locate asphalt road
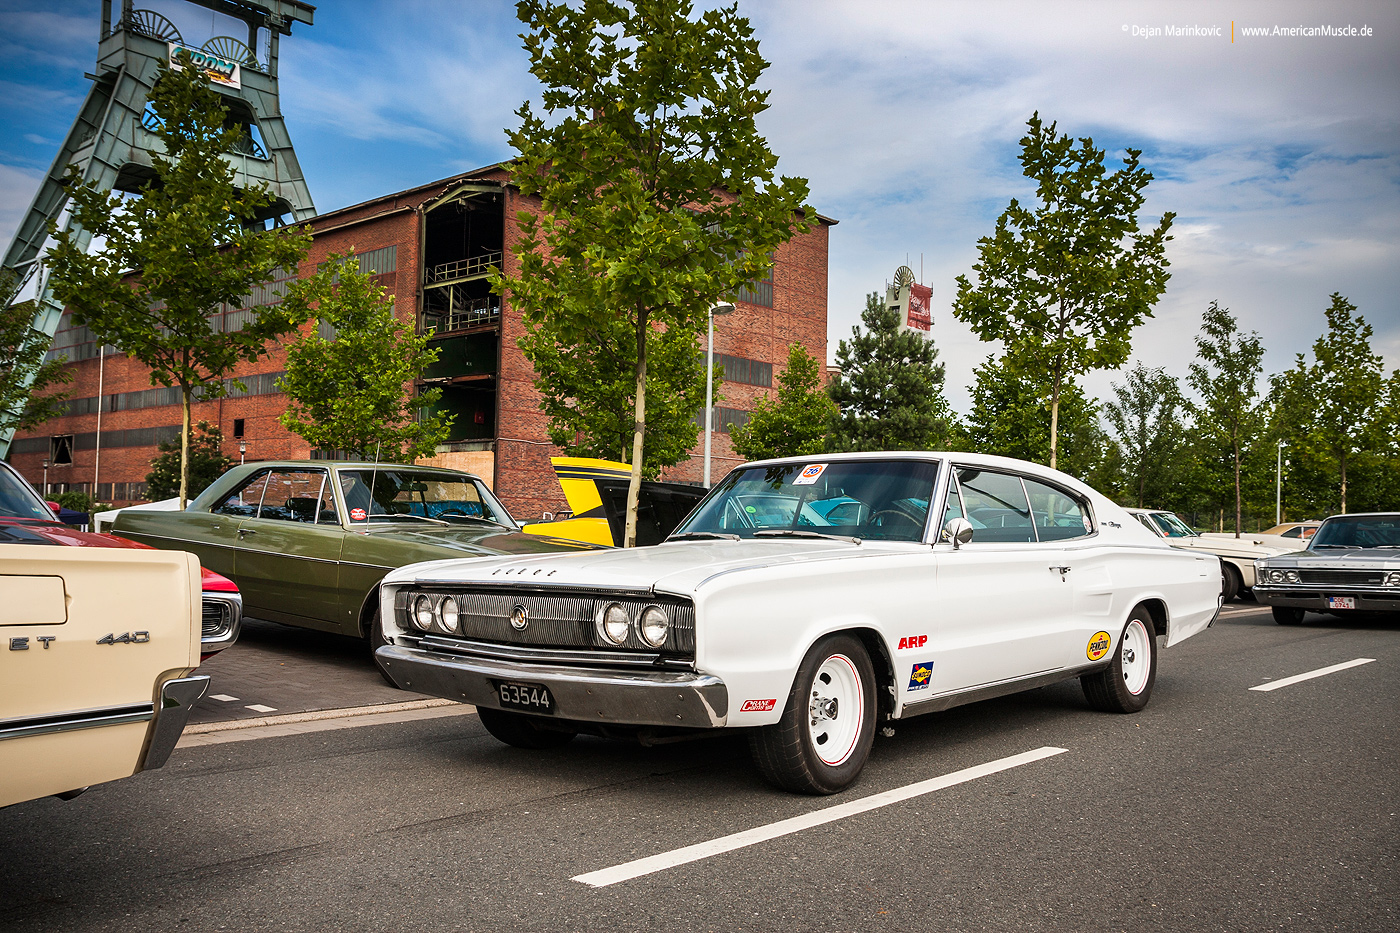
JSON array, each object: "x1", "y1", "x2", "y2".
[{"x1": 2, "y1": 603, "x2": 1395, "y2": 933}]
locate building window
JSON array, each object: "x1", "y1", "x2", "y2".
[
  {"x1": 233, "y1": 419, "x2": 245, "y2": 439},
  {"x1": 715, "y1": 354, "x2": 772, "y2": 388},
  {"x1": 735, "y1": 258, "x2": 774, "y2": 308},
  {"x1": 50, "y1": 435, "x2": 73, "y2": 465}
]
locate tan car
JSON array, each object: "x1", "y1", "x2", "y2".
[
  {"x1": 1, "y1": 544, "x2": 211, "y2": 808},
  {"x1": 1125, "y1": 508, "x2": 1299, "y2": 601}
]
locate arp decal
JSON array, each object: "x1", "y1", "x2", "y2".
[
  {"x1": 1087, "y1": 631, "x2": 1112, "y2": 661},
  {"x1": 907, "y1": 662, "x2": 933, "y2": 691},
  {"x1": 792, "y1": 463, "x2": 827, "y2": 485},
  {"x1": 740, "y1": 699, "x2": 777, "y2": 712},
  {"x1": 897, "y1": 635, "x2": 929, "y2": 650}
]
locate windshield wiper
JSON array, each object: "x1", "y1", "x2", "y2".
[
  {"x1": 1312, "y1": 544, "x2": 1361, "y2": 549},
  {"x1": 754, "y1": 530, "x2": 862, "y2": 544},
  {"x1": 366, "y1": 513, "x2": 448, "y2": 525},
  {"x1": 667, "y1": 532, "x2": 741, "y2": 541}
]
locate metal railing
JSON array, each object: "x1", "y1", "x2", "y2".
[
  {"x1": 427, "y1": 251, "x2": 502, "y2": 284},
  {"x1": 423, "y1": 298, "x2": 501, "y2": 334}
]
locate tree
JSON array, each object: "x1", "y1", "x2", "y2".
[
  {"x1": 1271, "y1": 293, "x2": 1387, "y2": 514},
  {"x1": 278, "y1": 255, "x2": 452, "y2": 462},
  {"x1": 45, "y1": 58, "x2": 315, "y2": 505},
  {"x1": 731, "y1": 342, "x2": 835, "y2": 460},
  {"x1": 518, "y1": 303, "x2": 715, "y2": 477},
  {"x1": 952, "y1": 112, "x2": 1174, "y2": 470},
  {"x1": 146, "y1": 421, "x2": 231, "y2": 500},
  {"x1": 1104, "y1": 362, "x2": 1186, "y2": 507},
  {"x1": 492, "y1": 0, "x2": 812, "y2": 546},
  {"x1": 827, "y1": 293, "x2": 953, "y2": 452},
  {"x1": 1185, "y1": 301, "x2": 1264, "y2": 536},
  {"x1": 962, "y1": 348, "x2": 1109, "y2": 483},
  {"x1": 1, "y1": 269, "x2": 73, "y2": 437}
]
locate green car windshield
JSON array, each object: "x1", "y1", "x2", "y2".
[
  {"x1": 673, "y1": 460, "x2": 939, "y2": 542},
  {"x1": 338, "y1": 469, "x2": 514, "y2": 526}
]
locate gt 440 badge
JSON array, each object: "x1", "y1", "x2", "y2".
[{"x1": 907, "y1": 662, "x2": 933, "y2": 691}]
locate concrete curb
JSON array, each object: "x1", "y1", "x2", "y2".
[{"x1": 184, "y1": 697, "x2": 465, "y2": 735}]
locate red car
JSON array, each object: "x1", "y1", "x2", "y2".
[{"x1": 0, "y1": 461, "x2": 240, "y2": 658}]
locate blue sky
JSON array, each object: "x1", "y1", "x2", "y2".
[{"x1": 2, "y1": 0, "x2": 1397, "y2": 413}]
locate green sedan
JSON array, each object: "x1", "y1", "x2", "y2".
[{"x1": 112, "y1": 461, "x2": 593, "y2": 667}]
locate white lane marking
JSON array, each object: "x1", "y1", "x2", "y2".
[
  {"x1": 572, "y1": 745, "x2": 1067, "y2": 889},
  {"x1": 209, "y1": 694, "x2": 240, "y2": 702},
  {"x1": 1250, "y1": 658, "x2": 1376, "y2": 692},
  {"x1": 244, "y1": 704, "x2": 278, "y2": 713}
]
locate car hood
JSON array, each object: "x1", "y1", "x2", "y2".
[
  {"x1": 358, "y1": 522, "x2": 598, "y2": 557},
  {"x1": 384, "y1": 536, "x2": 885, "y2": 595},
  {"x1": 1261, "y1": 548, "x2": 1400, "y2": 570},
  {"x1": 1168, "y1": 535, "x2": 1298, "y2": 559}
]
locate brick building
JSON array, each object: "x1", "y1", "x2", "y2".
[{"x1": 9, "y1": 165, "x2": 834, "y2": 520}]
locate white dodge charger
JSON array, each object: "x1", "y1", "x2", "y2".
[{"x1": 376, "y1": 452, "x2": 1221, "y2": 794}]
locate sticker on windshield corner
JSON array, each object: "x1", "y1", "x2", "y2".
[
  {"x1": 907, "y1": 662, "x2": 932, "y2": 691},
  {"x1": 792, "y1": 463, "x2": 827, "y2": 485},
  {"x1": 1087, "y1": 631, "x2": 1112, "y2": 661},
  {"x1": 350, "y1": 507, "x2": 367, "y2": 521}
]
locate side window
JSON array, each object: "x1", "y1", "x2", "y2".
[
  {"x1": 1135, "y1": 513, "x2": 1160, "y2": 536},
  {"x1": 1023, "y1": 477, "x2": 1093, "y2": 541},
  {"x1": 954, "y1": 468, "x2": 1035, "y2": 543},
  {"x1": 214, "y1": 471, "x2": 271, "y2": 517},
  {"x1": 254, "y1": 470, "x2": 331, "y2": 524},
  {"x1": 1281, "y1": 527, "x2": 1301, "y2": 538},
  {"x1": 940, "y1": 473, "x2": 964, "y2": 534}
]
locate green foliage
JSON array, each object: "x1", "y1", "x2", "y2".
[
  {"x1": 520, "y1": 312, "x2": 711, "y2": 478},
  {"x1": 953, "y1": 112, "x2": 1174, "y2": 469},
  {"x1": 45, "y1": 58, "x2": 316, "y2": 503},
  {"x1": 1, "y1": 269, "x2": 74, "y2": 436},
  {"x1": 827, "y1": 293, "x2": 953, "y2": 452},
  {"x1": 962, "y1": 349, "x2": 1110, "y2": 484},
  {"x1": 146, "y1": 421, "x2": 231, "y2": 500},
  {"x1": 731, "y1": 342, "x2": 835, "y2": 461},
  {"x1": 1269, "y1": 294, "x2": 1393, "y2": 514},
  {"x1": 1104, "y1": 362, "x2": 1186, "y2": 508},
  {"x1": 1184, "y1": 301, "x2": 1264, "y2": 535},
  {"x1": 493, "y1": 0, "x2": 812, "y2": 544},
  {"x1": 277, "y1": 254, "x2": 451, "y2": 463},
  {"x1": 53, "y1": 490, "x2": 104, "y2": 513}
]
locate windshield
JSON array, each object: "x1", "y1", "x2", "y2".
[
  {"x1": 1148, "y1": 512, "x2": 1197, "y2": 538},
  {"x1": 1310, "y1": 515, "x2": 1400, "y2": 549},
  {"x1": 672, "y1": 459, "x2": 938, "y2": 542},
  {"x1": 338, "y1": 469, "x2": 515, "y2": 527},
  {"x1": 0, "y1": 466, "x2": 54, "y2": 521}
]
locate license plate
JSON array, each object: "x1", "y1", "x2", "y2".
[
  {"x1": 495, "y1": 680, "x2": 555, "y2": 714},
  {"x1": 1327, "y1": 596, "x2": 1357, "y2": 610}
]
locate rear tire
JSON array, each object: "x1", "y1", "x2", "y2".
[
  {"x1": 1220, "y1": 563, "x2": 1241, "y2": 603},
  {"x1": 1272, "y1": 606, "x2": 1306, "y2": 625},
  {"x1": 477, "y1": 707, "x2": 576, "y2": 749},
  {"x1": 750, "y1": 633, "x2": 877, "y2": 795},
  {"x1": 1081, "y1": 610, "x2": 1157, "y2": 713}
]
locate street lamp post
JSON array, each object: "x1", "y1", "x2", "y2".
[
  {"x1": 704, "y1": 302, "x2": 736, "y2": 487},
  {"x1": 42, "y1": 458, "x2": 49, "y2": 497},
  {"x1": 239, "y1": 443, "x2": 247, "y2": 466},
  {"x1": 1276, "y1": 440, "x2": 1288, "y2": 525}
]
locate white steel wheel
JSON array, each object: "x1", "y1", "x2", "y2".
[
  {"x1": 1081, "y1": 608, "x2": 1158, "y2": 714},
  {"x1": 750, "y1": 633, "x2": 877, "y2": 795},
  {"x1": 808, "y1": 654, "x2": 864, "y2": 767},
  {"x1": 1118, "y1": 618, "x2": 1152, "y2": 696}
]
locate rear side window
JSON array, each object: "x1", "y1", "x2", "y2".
[{"x1": 1023, "y1": 477, "x2": 1093, "y2": 540}]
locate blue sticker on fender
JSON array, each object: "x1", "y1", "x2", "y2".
[{"x1": 908, "y1": 662, "x2": 932, "y2": 691}]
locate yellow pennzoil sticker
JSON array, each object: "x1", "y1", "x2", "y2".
[{"x1": 1087, "y1": 631, "x2": 1112, "y2": 661}]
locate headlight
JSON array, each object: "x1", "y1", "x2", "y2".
[
  {"x1": 1286, "y1": 570, "x2": 1300, "y2": 583},
  {"x1": 438, "y1": 596, "x2": 459, "y2": 633},
  {"x1": 639, "y1": 605, "x2": 669, "y2": 647},
  {"x1": 413, "y1": 594, "x2": 435, "y2": 630},
  {"x1": 598, "y1": 603, "x2": 631, "y2": 645},
  {"x1": 1384, "y1": 571, "x2": 1400, "y2": 587}
]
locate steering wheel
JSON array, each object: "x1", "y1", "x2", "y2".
[
  {"x1": 437, "y1": 508, "x2": 469, "y2": 518},
  {"x1": 867, "y1": 509, "x2": 922, "y2": 531}
]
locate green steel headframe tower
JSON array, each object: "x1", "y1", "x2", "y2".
[{"x1": 0, "y1": 0, "x2": 316, "y2": 458}]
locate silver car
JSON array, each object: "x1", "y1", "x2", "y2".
[{"x1": 1253, "y1": 513, "x2": 1400, "y2": 624}]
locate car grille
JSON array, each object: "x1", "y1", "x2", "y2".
[
  {"x1": 1296, "y1": 569, "x2": 1386, "y2": 586},
  {"x1": 393, "y1": 587, "x2": 696, "y2": 656}
]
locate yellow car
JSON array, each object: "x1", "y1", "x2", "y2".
[{"x1": 522, "y1": 457, "x2": 707, "y2": 547}]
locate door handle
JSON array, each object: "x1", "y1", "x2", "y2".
[
  {"x1": 1050, "y1": 565, "x2": 1070, "y2": 580},
  {"x1": 238, "y1": 528, "x2": 257, "y2": 537}
]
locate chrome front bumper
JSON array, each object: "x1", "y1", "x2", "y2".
[
  {"x1": 137, "y1": 675, "x2": 210, "y2": 772},
  {"x1": 375, "y1": 645, "x2": 728, "y2": 728},
  {"x1": 1253, "y1": 586, "x2": 1400, "y2": 612}
]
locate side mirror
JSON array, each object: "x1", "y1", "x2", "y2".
[{"x1": 943, "y1": 517, "x2": 974, "y2": 549}]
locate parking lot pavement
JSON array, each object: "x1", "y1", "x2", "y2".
[
  {"x1": 189, "y1": 617, "x2": 426, "y2": 724},
  {"x1": 2, "y1": 603, "x2": 1395, "y2": 932}
]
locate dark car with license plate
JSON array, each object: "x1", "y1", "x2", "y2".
[
  {"x1": 111, "y1": 461, "x2": 593, "y2": 671},
  {"x1": 1253, "y1": 513, "x2": 1400, "y2": 624}
]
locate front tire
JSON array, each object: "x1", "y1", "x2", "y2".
[
  {"x1": 750, "y1": 634, "x2": 877, "y2": 795},
  {"x1": 1081, "y1": 610, "x2": 1157, "y2": 713},
  {"x1": 1272, "y1": 606, "x2": 1306, "y2": 625},
  {"x1": 1220, "y1": 563, "x2": 1241, "y2": 603},
  {"x1": 477, "y1": 708, "x2": 576, "y2": 749}
]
